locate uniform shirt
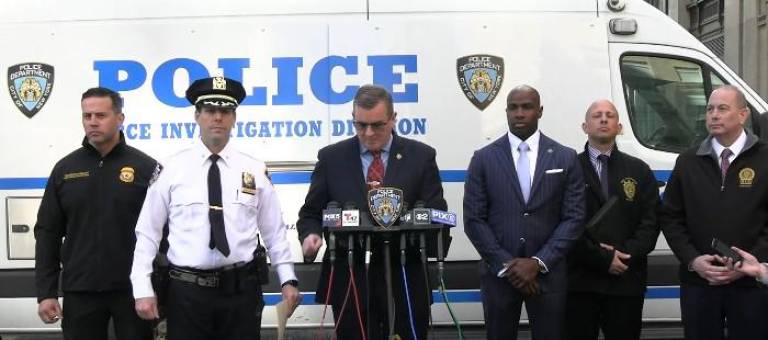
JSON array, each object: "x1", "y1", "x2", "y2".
[
  {"x1": 131, "y1": 139, "x2": 296, "y2": 299},
  {"x1": 35, "y1": 133, "x2": 157, "y2": 301}
]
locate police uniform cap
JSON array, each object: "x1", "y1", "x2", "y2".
[{"x1": 185, "y1": 76, "x2": 246, "y2": 108}]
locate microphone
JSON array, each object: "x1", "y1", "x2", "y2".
[
  {"x1": 322, "y1": 201, "x2": 342, "y2": 228},
  {"x1": 429, "y1": 209, "x2": 457, "y2": 227},
  {"x1": 342, "y1": 201, "x2": 360, "y2": 227}
]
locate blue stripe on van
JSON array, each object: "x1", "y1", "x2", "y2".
[
  {"x1": 261, "y1": 286, "x2": 680, "y2": 306},
  {"x1": 0, "y1": 170, "x2": 672, "y2": 189}
]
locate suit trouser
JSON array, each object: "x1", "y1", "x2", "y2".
[
  {"x1": 565, "y1": 291, "x2": 644, "y2": 340},
  {"x1": 165, "y1": 279, "x2": 264, "y2": 340},
  {"x1": 61, "y1": 291, "x2": 153, "y2": 340},
  {"x1": 480, "y1": 271, "x2": 565, "y2": 340},
  {"x1": 680, "y1": 282, "x2": 768, "y2": 340},
  {"x1": 330, "y1": 259, "x2": 430, "y2": 340}
]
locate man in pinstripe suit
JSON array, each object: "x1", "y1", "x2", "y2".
[{"x1": 464, "y1": 85, "x2": 585, "y2": 340}]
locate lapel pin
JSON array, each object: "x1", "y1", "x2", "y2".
[
  {"x1": 396, "y1": 153, "x2": 402, "y2": 160},
  {"x1": 547, "y1": 148, "x2": 553, "y2": 153}
]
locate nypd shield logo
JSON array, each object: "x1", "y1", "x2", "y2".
[
  {"x1": 367, "y1": 187, "x2": 404, "y2": 228},
  {"x1": 8, "y1": 63, "x2": 54, "y2": 118},
  {"x1": 456, "y1": 55, "x2": 504, "y2": 111}
]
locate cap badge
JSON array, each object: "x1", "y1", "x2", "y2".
[{"x1": 212, "y1": 77, "x2": 227, "y2": 90}]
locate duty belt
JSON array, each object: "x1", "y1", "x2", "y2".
[{"x1": 168, "y1": 268, "x2": 221, "y2": 288}]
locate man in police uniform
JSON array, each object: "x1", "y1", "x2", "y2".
[
  {"x1": 662, "y1": 85, "x2": 768, "y2": 339},
  {"x1": 35, "y1": 87, "x2": 157, "y2": 339},
  {"x1": 565, "y1": 100, "x2": 660, "y2": 340},
  {"x1": 131, "y1": 77, "x2": 300, "y2": 340}
]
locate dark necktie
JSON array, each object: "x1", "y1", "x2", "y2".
[
  {"x1": 366, "y1": 150, "x2": 385, "y2": 188},
  {"x1": 597, "y1": 154, "x2": 610, "y2": 198},
  {"x1": 208, "y1": 154, "x2": 230, "y2": 257},
  {"x1": 720, "y1": 148, "x2": 732, "y2": 179}
]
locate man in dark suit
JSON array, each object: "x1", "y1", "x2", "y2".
[
  {"x1": 298, "y1": 84, "x2": 447, "y2": 340},
  {"x1": 662, "y1": 85, "x2": 768, "y2": 340},
  {"x1": 565, "y1": 100, "x2": 660, "y2": 340},
  {"x1": 463, "y1": 85, "x2": 585, "y2": 340}
]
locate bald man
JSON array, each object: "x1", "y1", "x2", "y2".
[
  {"x1": 662, "y1": 86, "x2": 768, "y2": 340},
  {"x1": 564, "y1": 100, "x2": 660, "y2": 340}
]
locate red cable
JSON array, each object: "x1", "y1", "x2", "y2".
[
  {"x1": 316, "y1": 265, "x2": 335, "y2": 340},
  {"x1": 349, "y1": 267, "x2": 368, "y2": 340},
  {"x1": 333, "y1": 274, "x2": 354, "y2": 334}
]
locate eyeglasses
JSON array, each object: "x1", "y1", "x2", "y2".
[{"x1": 353, "y1": 120, "x2": 389, "y2": 132}]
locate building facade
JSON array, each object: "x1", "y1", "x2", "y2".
[{"x1": 646, "y1": 0, "x2": 768, "y2": 103}]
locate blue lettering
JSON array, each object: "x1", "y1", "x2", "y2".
[
  {"x1": 412, "y1": 118, "x2": 426, "y2": 135},
  {"x1": 139, "y1": 123, "x2": 151, "y2": 139},
  {"x1": 153, "y1": 59, "x2": 209, "y2": 108},
  {"x1": 271, "y1": 121, "x2": 285, "y2": 137},
  {"x1": 245, "y1": 122, "x2": 257, "y2": 137},
  {"x1": 397, "y1": 119, "x2": 412, "y2": 135},
  {"x1": 332, "y1": 120, "x2": 346, "y2": 136},
  {"x1": 219, "y1": 58, "x2": 267, "y2": 105},
  {"x1": 293, "y1": 121, "x2": 307, "y2": 137},
  {"x1": 308, "y1": 120, "x2": 321, "y2": 136},
  {"x1": 259, "y1": 122, "x2": 272, "y2": 137},
  {"x1": 310, "y1": 56, "x2": 359, "y2": 104},
  {"x1": 94, "y1": 60, "x2": 147, "y2": 92},
  {"x1": 125, "y1": 124, "x2": 139, "y2": 140},
  {"x1": 367, "y1": 55, "x2": 418, "y2": 103},
  {"x1": 272, "y1": 57, "x2": 303, "y2": 105}
]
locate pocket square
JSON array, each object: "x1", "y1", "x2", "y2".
[{"x1": 545, "y1": 168, "x2": 564, "y2": 174}]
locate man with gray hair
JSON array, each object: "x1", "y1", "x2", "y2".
[{"x1": 662, "y1": 85, "x2": 768, "y2": 339}]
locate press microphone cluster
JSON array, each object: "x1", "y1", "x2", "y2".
[
  {"x1": 399, "y1": 201, "x2": 457, "y2": 227},
  {"x1": 322, "y1": 201, "x2": 371, "y2": 227}
]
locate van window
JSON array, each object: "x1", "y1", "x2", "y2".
[{"x1": 621, "y1": 55, "x2": 730, "y2": 153}]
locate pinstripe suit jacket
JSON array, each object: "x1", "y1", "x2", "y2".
[{"x1": 463, "y1": 133, "x2": 585, "y2": 292}]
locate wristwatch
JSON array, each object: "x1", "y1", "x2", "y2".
[{"x1": 282, "y1": 279, "x2": 299, "y2": 288}]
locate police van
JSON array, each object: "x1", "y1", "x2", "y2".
[{"x1": 1, "y1": 0, "x2": 766, "y2": 333}]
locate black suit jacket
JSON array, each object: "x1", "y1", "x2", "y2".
[
  {"x1": 297, "y1": 134, "x2": 447, "y2": 302},
  {"x1": 567, "y1": 145, "x2": 660, "y2": 296}
]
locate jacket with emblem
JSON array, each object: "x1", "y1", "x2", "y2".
[
  {"x1": 567, "y1": 144, "x2": 660, "y2": 296},
  {"x1": 35, "y1": 132, "x2": 158, "y2": 301},
  {"x1": 662, "y1": 132, "x2": 768, "y2": 287}
]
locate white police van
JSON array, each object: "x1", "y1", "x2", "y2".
[{"x1": 1, "y1": 0, "x2": 766, "y2": 334}]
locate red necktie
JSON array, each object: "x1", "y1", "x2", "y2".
[{"x1": 366, "y1": 150, "x2": 385, "y2": 188}]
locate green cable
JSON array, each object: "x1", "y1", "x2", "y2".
[{"x1": 439, "y1": 276, "x2": 464, "y2": 340}]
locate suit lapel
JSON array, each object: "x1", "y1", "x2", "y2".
[
  {"x1": 383, "y1": 135, "x2": 403, "y2": 186},
  {"x1": 348, "y1": 138, "x2": 368, "y2": 202},
  {"x1": 530, "y1": 134, "x2": 554, "y2": 200},
  {"x1": 492, "y1": 136, "x2": 525, "y2": 204}
]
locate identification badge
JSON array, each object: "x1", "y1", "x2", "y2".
[{"x1": 241, "y1": 172, "x2": 257, "y2": 195}]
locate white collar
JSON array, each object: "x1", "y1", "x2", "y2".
[
  {"x1": 507, "y1": 130, "x2": 541, "y2": 153},
  {"x1": 711, "y1": 129, "x2": 747, "y2": 159}
]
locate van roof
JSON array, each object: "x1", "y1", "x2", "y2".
[{"x1": 0, "y1": 0, "x2": 656, "y2": 23}]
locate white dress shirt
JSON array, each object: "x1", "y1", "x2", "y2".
[
  {"x1": 711, "y1": 129, "x2": 747, "y2": 163},
  {"x1": 131, "y1": 139, "x2": 297, "y2": 299}
]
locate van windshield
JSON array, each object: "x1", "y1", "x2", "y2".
[{"x1": 620, "y1": 54, "x2": 752, "y2": 153}]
